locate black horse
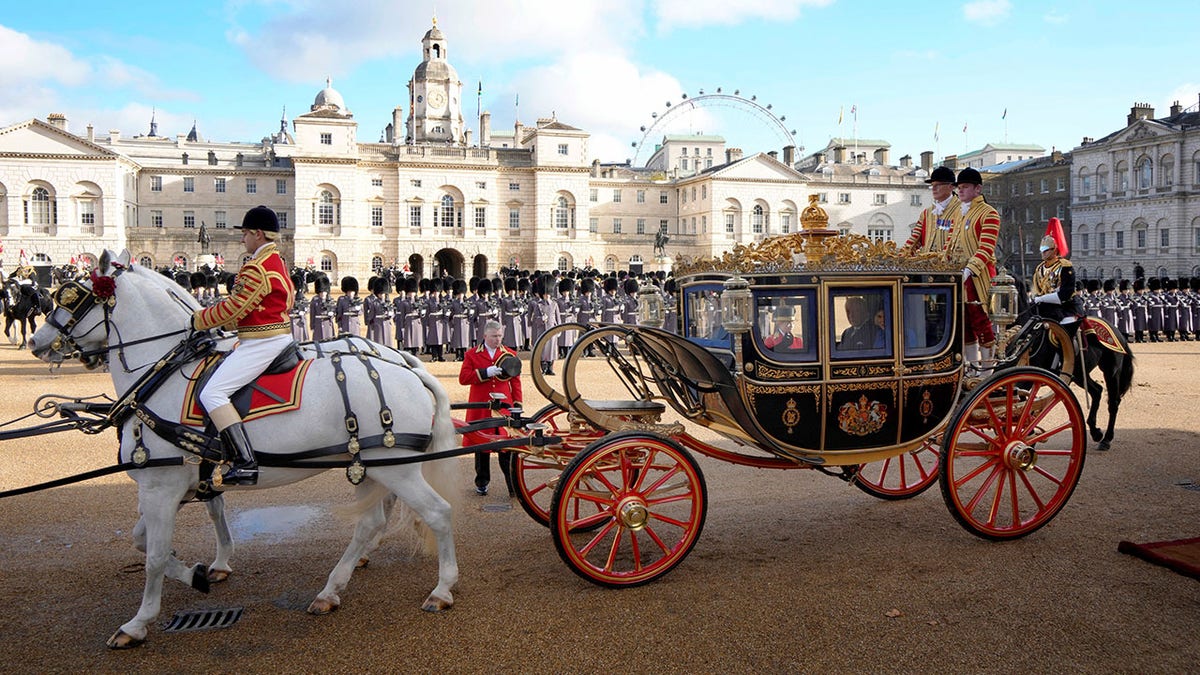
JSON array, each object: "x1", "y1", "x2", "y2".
[
  {"x1": 1010, "y1": 307, "x2": 1135, "y2": 452},
  {"x1": 3, "y1": 279, "x2": 53, "y2": 349}
]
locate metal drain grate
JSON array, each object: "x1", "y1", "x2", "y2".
[
  {"x1": 481, "y1": 502, "x2": 513, "y2": 512},
  {"x1": 1181, "y1": 483, "x2": 1200, "y2": 492},
  {"x1": 162, "y1": 607, "x2": 244, "y2": 633}
]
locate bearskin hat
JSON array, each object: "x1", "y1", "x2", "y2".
[
  {"x1": 1148, "y1": 277, "x2": 1161, "y2": 291},
  {"x1": 1191, "y1": 277, "x2": 1200, "y2": 292},
  {"x1": 517, "y1": 278, "x2": 531, "y2": 292},
  {"x1": 404, "y1": 277, "x2": 417, "y2": 293},
  {"x1": 175, "y1": 272, "x2": 192, "y2": 290},
  {"x1": 1085, "y1": 278, "x2": 1100, "y2": 293},
  {"x1": 1166, "y1": 278, "x2": 1178, "y2": 291},
  {"x1": 603, "y1": 277, "x2": 618, "y2": 293},
  {"x1": 664, "y1": 278, "x2": 677, "y2": 294},
  {"x1": 623, "y1": 278, "x2": 639, "y2": 295},
  {"x1": 1119, "y1": 279, "x2": 1130, "y2": 292},
  {"x1": 558, "y1": 278, "x2": 575, "y2": 294},
  {"x1": 314, "y1": 276, "x2": 331, "y2": 294},
  {"x1": 1103, "y1": 279, "x2": 1115, "y2": 292},
  {"x1": 452, "y1": 279, "x2": 467, "y2": 295},
  {"x1": 1133, "y1": 277, "x2": 1145, "y2": 292},
  {"x1": 504, "y1": 276, "x2": 517, "y2": 292},
  {"x1": 478, "y1": 278, "x2": 493, "y2": 295},
  {"x1": 468, "y1": 276, "x2": 479, "y2": 293},
  {"x1": 341, "y1": 276, "x2": 359, "y2": 293},
  {"x1": 579, "y1": 277, "x2": 595, "y2": 294}
]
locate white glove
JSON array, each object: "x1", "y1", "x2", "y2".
[
  {"x1": 962, "y1": 268, "x2": 972, "y2": 281},
  {"x1": 1034, "y1": 292, "x2": 1061, "y2": 305},
  {"x1": 485, "y1": 365, "x2": 502, "y2": 378}
]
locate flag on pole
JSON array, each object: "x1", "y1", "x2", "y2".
[
  {"x1": 850, "y1": 104, "x2": 857, "y2": 116},
  {"x1": 963, "y1": 122, "x2": 968, "y2": 133},
  {"x1": 1002, "y1": 108, "x2": 1007, "y2": 120},
  {"x1": 934, "y1": 122, "x2": 940, "y2": 141},
  {"x1": 478, "y1": 80, "x2": 482, "y2": 96},
  {"x1": 838, "y1": 106, "x2": 843, "y2": 124}
]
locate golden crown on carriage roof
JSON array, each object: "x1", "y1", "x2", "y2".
[{"x1": 671, "y1": 194, "x2": 961, "y2": 277}]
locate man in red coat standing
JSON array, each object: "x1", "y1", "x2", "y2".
[{"x1": 459, "y1": 319, "x2": 523, "y2": 495}]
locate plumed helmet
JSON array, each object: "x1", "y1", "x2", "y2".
[
  {"x1": 558, "y1": 278, "x2": 575, "y2": 294},
  {"x1": 478, "y1": 278, "x2": 493, "y2": 295},
  {"x1": 603, "y1": 277, "x2": 618, "y2": 293},
  {"x1": 239, "y1": 205, "x2": 280, "y2": 232},
  {"x1": 175, "y1": 272, "x2": 192, "y2": 290},
  {"x1": 623, "y1": 278, "x2": 638, "y2": 295},
  {"x1": 314, "y1": 276, "x2": 331, "y2": 294},
  {"x1": 504, "y1": 276, "x2": 517, "y2": 292},
  {"x1": 341, "y1": 276, "x2": 359, "y2": 293}
]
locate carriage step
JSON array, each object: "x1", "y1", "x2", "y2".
[{"x1": 162, "y1": 607, "x2": 244, "y2": 633}]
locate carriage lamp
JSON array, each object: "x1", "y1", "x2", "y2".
[
  {"x1": 720, "y1": 274, "x2": 753, "y2": 334},
  {"x1": 637, "y1": 285, "x2": 665, "y2": 328},
  {"x1": 989, "y1": 268, "x2": 1019, "y2": 327}
]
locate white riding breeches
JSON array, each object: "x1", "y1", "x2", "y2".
[{"x1": 199, "y1": 334, "x2": 294, "y2": 414}]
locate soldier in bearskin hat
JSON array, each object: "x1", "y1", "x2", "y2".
[
  {"x1": 364, "y1": 277, "x2": 393, "y2": 345},
  {"x1": 396, "y1": 277, "x2": 424, "y2": 353},
  {"x1": 1117, "y1": 279, "x2": 1134, "y2": 338},
  {"x1": 528, "y1": 276, "x2": 561, "y2": 375},
  {"x1": 335, "y1": 276, "x2": 362, "y2": 336},
  {"x1": 448, "y1": 279, "x2": 472, "y2": 361},
  {"x1": 473, "y1": 278, "x2": 499, "y2": 347},
  {"x1": 1146, "y1": 277, "x2": 1164, "y2": 342},
  {"x1": 620, "y1": 277, "x2": 639, "y2": 326},
  {"x1": 192, "y1": 205, "x2": 294, "y2": 486},
  {"x1": 1163, "y1": 278, "x2": 1181, "y2": 341},
  {"x1": 499, "y1": 276, "x2": 525, "y2": 351},
  {"x1": 556, "y1": 277, "x2": 577, "y2": 359},
  {"x1": 289, "y1": 270, "x2": 311, "y2": 342},
  {"x1": 1131, "y1": 277, "x2": 1148, "y2": 343},
  {"x1": 423, "y1": 278, "x2": 449, "y2": 362},
  {"x1": 309, "y1": 275, "x2": 335, "y2": 341}
]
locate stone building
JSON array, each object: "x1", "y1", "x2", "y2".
[
  {"x1": 0, "y1": 21, "x2": 932, "y2": 282},
  {"x1": 1070, "y1": 101, "x2": 1200, "y2": 279},
  {"x1": 981, "y1": 150, "x2": 1072, "y2": 281}
]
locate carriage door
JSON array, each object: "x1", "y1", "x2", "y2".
[{"x1": 824, "y1": 282, "x2": 900, "y2": 450}]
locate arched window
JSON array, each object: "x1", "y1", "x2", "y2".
[
  {"x1": 320, "y1": 254, "x2": 334, "y2": 272},
  {"x1": 318, "y1": 190, "x2": 335, "y2": 225},
  {"x1": 438, "y1": 194, "x2": 455, "y2": 228},
  {"x1": 1137, "y1": 157, "x2": 1152, "y2": 189},
  {"x1": 555, "y1": 196, "x2": 570, "y2": 230},
  {"x1": 604, "y1": 256, "x2": 617, "y2": 273},
  {"x1": 371, "y1": 256, "x2": 383, "y2": 273},
  {"x1": 1095, "y1": 165, "x2": 1108, "y2": 195},
  {"x1": 557, "y1": 255, "x2": 569, "y2": 272},
  {"x1": 138, "y1": 255, "x2": 152, "y2": 268},
  {"x1": 1115, "y1": 160, "x2": 1129, "y2": 191},
  {"x1": 1160, "y1": 154, "x2": 1175, "y2": 187},
  {"x1": 27, "y1": 186, "x2": 53, "y2": 227},
  {"x1": 752, "y1": 204, "x2": 765, "y2": 234}
]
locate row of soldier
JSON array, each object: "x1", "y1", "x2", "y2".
[
  {"x1": 1075, "y1": 276, "x2": 1200, "y2": 343},
  {"x1": 282, "y1": 271, "x2": 679, "y2": 371}
]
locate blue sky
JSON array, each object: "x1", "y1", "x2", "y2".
[{"x1": 2, "y1": 0, "x2": 1195, "y2": 165}]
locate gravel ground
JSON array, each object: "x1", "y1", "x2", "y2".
[{"x1": 0, "y1": 340, "x2": 1197, "y2": 673}]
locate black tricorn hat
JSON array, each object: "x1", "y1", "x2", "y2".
[
  {"x1": 954, "y1": 167, "x2": 983, "y2": 186},
  {"x1": 925, "y1": 166, "x2": 956, "y2": 184},
  {"x1": 238, "y1": 205, "x2": 280, "y2": 232},
  {"x1": 341, "y1": 276, "x2": 359, "y2": 293}
]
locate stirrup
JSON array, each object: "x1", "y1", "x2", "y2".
[{"x1": 220, "y1": 462, "x2": 258, "y2": 486}]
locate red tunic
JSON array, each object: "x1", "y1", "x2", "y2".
[
  {"x1": 193, "y1": 243, "x2": 294, "y2": 339},
  {"x1": 458, "y1": 343, "x2": 523, "y2": 448}
]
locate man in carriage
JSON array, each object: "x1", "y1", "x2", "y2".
[
  {"x1": 191, "y1": 205, "x2": 295, "y2": 486},
  {"x1": 904, "y1": 166, "x2": 960, "y2": 255}
]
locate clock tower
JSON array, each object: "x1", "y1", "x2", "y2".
[{"x1": 407, "y1": 19, "x2": 466, "y2": 145}]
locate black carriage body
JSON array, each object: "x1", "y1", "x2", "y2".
[{"x1": 671, "y1": 269, "x2": 963, "y2": 464}]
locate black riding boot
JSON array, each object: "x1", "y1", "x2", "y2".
[{"x1": 219, "y1": 422, "x2": 259, "y2": 486}]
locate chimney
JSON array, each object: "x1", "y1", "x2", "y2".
[
  {"x1": 726, "y1": 147, "x2": 743, "y2": 163},
  {"x1": 1170, "y1": 100, "x2": 1182, "y2": 116},
  {"x1": 392, "y1": 106, "x2": 403, "y2": 144},
  {"x1": 591, "y1": 159, "x2": 601, "y2": 177},
  {"x1": 815, "y1": 151, "x2": 826, "y2": 165},
  {"x1": 899, "y1": 154, "x2": 912, "y2": 168},
  {"x1": 109, "y1": 130, "x2": 121, "y2": 143},
  {"x1": 944, "y1": 154, "x2": 959, "y2": 170},
  {"x1": 767, "y1": 150, "x2": 778, "y2": 161},
  {"x1": 783, "y1": 145, "x2": 795, "y2": 166},
  {"x1": 833, "y1": 145, "x2": 846, "y2": 163},
  {"x1": 465, "y1": 129, "x2": 473, "y2": 146},
  {"x1": 920, "y1": 150, "x2": 933, "y2": 172},
  {"x1": 1051, "y1": 149, "x2": 1063, "y2": 164},
  {"x1": 514, "y1": 120, "x2": 524, "y2": 147},
  {"x1": 86, "y1": 124, "x2": 95, "y2": 142},
  {"x1": 1127, "y1": 102, "x2": 1155, "y2": 126},
  {"x1": 873, "y1": 147, "x2": 889, "y2": 166},
  {"x1": 480, "y1": 111, "x2": 492, "y2": 147},
  {"x1": 47, "y1": 113, "x2": 68, "y2": 131}
]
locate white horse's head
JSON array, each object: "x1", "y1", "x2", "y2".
[{"x1": 29, "y1": 249, "x2": 199, "y2": 370}]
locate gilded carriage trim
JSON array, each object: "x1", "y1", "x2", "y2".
[
  {"x1": 838, "y1": 395, "x2": 889, "y2": 436},
  {"x1": 826, "y1": 381, "x2": 899, "y2": 413},
  {"x1": 781, "y1": 399, "x2": 802, "y2": 434},
  {"x1": 743, "y1": 382, "x2": 822, "y2": 412},
  {"x1": 906, "y1": 354, "x2": 955, "y2": 374},
  {"x1": 832, "y1": 364, "x2": 894, "y2": 378},
  {"x1": 753, "y1": 364, "x2": 818, "y2": 381}
]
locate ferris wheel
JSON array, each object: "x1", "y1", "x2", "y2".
[{"x1": 630, "y1": 89, "x2": 799, "y2": 167}]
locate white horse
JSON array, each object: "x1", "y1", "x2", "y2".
[{"x1": 28, "y1": 250, "x2": 460, "y2": 649}]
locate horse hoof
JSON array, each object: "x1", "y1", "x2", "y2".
[
  {"x1": 1090, "y1": 430, "x2": 1103, "y2": 442},
  {"x1": 307, "y1": 597, "x2": 340, "y2": 615},
  {"x1": 207, "y1": 568, "x2": 231, "y2": 584},
  {"x1": 355, "y1": 557, "x2": 370, "y2": 569},
  {"x1": 1097, "y1": 440, "x2": 1111, "y2": 452},
  {"x1": 421, "y1": 594, "x2": 453, "y2": 613},
  {"x1": 191, "y1": 564, "x2": 211, "y2": 594},
  {"x1": 106, "y1": 629, "x2": 145, "y2": 650}
]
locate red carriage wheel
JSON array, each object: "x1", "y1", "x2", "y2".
[
  {"x1": 853, "y1": 437, "x2": 941, "y2": 500},
  {"x1": 939, "y1": 367, "x2": 1086, "y2": 540},
  {"x1": 550, "y1": 431, "x2": 707, "y2": 587},
  {"x1": 508, "y1": 404, "x2": 606, "y2": 527}
]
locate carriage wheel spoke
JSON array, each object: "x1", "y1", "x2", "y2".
[
  {"x1": 962, "y1": 461, "x2": 1003, "y2": 512},
  {"x1": 1017, "y1": 470, "x2": 1050, "y2": 511},
  {"x1": 578, "y1": 519, "x2": 618, "y2": 557}
]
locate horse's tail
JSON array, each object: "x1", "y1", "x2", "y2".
[{"x1": 1117, "y1": 337, "x2": 1136, "y2": 399}]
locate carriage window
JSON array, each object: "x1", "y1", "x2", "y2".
[
  {"x1": 753, "y1": 291, "x2": 816, "y2": 361},
  {"x1": 682, "y1": 284, "x2": 730, "y2": 349},
  {"x1": 831, "y1": 288, "x2": 892, "y2": 359},
  {"x1": 902, "y1": 287, "x2": 951, "y2": 356}
]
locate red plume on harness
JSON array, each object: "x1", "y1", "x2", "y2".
[
  {"x1": 90, "y1": 270, "x2": 116, "y2": 301},
  {"x1": 1044, "y1": 217, "x2": 1069, "y2": 256}
]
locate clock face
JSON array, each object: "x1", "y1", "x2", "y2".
[{"x1": 428, "y1": 90, "x2": 446, "y2": 109}]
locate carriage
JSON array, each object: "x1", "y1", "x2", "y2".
[{"x1": 497, "y1": 198, "x2": 1088, "y2": 587}]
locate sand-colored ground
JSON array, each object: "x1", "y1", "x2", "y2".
[{"x1": 0, "y1": 339, "x2": 1197, "y2": 673}]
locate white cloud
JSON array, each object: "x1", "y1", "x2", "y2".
[
  {"x1": 652, "y1": 0, "x2": 833, "y2": 30},
  {"x1": 962, "y1": 0, "x2": 1012, "y2": 25},
  {"x1": 0, "y1": 24, "x2": 91, "y2": 88}
]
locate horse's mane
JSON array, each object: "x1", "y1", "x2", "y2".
[{"x1": 126, "y1": 263, "x2": 203, "y2": 312}]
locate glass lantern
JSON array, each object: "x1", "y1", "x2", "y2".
[
  {"x1": 720, "y1": 274, "x2": 753, "y2": 334},
  {"x1": 637, "y1": 285, "x2": 664, "y2": 328},
  {"x1": 990, "y1": 267, "x2": 1019, "y2": 327}
]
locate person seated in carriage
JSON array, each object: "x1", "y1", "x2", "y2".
[
  {"x1": 190, "y1": 206, "x2": 296, "y2": 486},
  {"x1": 763, "y1": 304, "x2": 804, "y2": 352},
  {"x1": 838, "y1": 296, "x2": 885, "y2": 351},
  {"x1": 1030, "y1": 221, "x2": 1081, "y2": 338}
]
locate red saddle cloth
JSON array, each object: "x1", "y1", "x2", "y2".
[
  {"x1": 181, "y1": 354, "x2": 313, "y2": 427},
  {"x1": 1080, "y1": 317, "x2": 1128, "y2": 355}
]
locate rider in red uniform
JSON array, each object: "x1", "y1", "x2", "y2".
[{"x1": 193, "y1": 206, "x2": 295, "y2": 486}]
